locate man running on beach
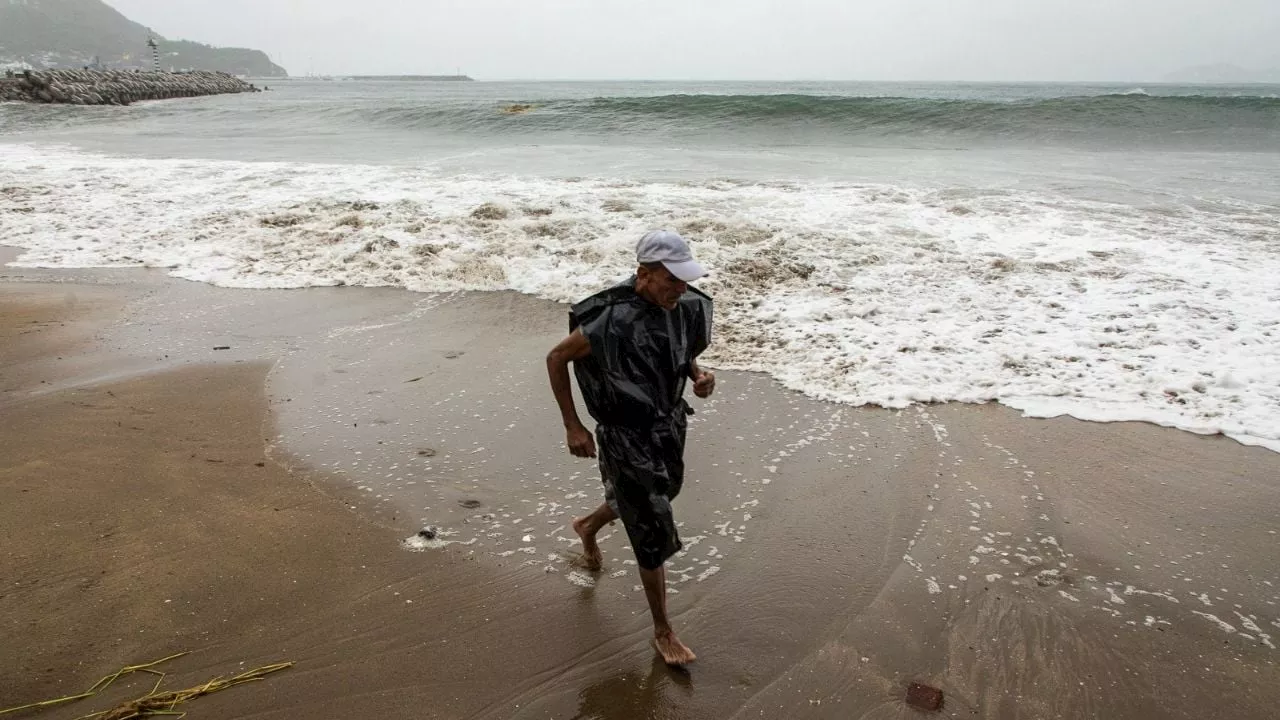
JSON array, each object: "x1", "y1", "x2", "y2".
[{"x1": 545, "y1": 230, "x2": 715, "y2": 666}]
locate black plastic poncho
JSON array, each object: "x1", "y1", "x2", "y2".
[{"x1": 569, "y1": 277, "x2": 713, "y2": 569}]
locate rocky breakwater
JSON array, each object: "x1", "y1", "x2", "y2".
[{"x1": 0, "y1": 69, "x2": 261, "y2": 105}]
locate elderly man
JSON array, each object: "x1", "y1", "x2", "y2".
[{"x1": 545, "y1": 230, "x2": 715, "y2": 666}]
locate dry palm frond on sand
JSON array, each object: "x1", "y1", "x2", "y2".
[{"x1": 0, "y1": 652, "x2": 293, "y2": 720}]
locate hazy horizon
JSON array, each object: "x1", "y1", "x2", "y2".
[{"x1": 107, "y1": 0, "x2": 1280, "y2": 81}]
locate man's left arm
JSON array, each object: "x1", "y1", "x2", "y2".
[
  {"x1": 690, "y1": 359, "x2": 715, "y2": 398},
  {"x1": 687, "y1": 296, "x2": 715, "y2": 398}
]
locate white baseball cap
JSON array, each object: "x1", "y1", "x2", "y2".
[{"x1": 636, "y1": 230, "x2": 707, "y2": 282}]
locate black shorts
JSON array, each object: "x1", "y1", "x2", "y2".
[{"x1": 596, "y1": 409, "x2": 688, "y2": 570}]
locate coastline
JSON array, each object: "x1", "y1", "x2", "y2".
[{"x1": 2, "y1": 257, "x2": 1277, "y2": 719}]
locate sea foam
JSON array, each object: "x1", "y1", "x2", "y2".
[{"x1": 3, "y1": 144, "x2": 1278, "y2": 451}]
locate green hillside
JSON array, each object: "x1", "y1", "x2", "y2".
[{"x1": 0, "y1": 0, "x2": 287, "y2": 77}]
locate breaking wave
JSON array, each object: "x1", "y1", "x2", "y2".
[
  {"x1": 5, "y1": 92, "x2": 1279, "y2": 149},
  {"x1": 3, "y1": 144, "x2": 1279, "y2": 451}
]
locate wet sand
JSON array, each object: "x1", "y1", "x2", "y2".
[{"x1": 2, "y1": 255, "x2": 1278, "y2": 719}]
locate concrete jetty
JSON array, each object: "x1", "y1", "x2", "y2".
[{"x1": 0, "y1": 69, "x2": 261, "y2": 106}]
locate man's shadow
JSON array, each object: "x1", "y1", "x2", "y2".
[{"x1": 571, "y1": 654, "x2": 694, "y2": 720}]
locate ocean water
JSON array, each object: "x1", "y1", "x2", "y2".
[{"x1": 2, "y1": 80, "x2": 1279, "y2": 450}]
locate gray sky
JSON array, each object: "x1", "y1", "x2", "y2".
[{"x1": 109, "y1": 0, "x2": 1280, "y2": 80}]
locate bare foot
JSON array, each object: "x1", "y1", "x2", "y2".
[
  {"x1": 652, "y1": 631, "x2": 696, "y2": 666},
  {"x1": 572, "y1": 516, "x2": 603, "y2": 571}
]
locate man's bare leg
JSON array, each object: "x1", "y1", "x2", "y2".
[
  {"x1": 572, "y1": 503, "x2": 616, "y2": 571},
  {"x1": 639, "y1": 564, "x2": 696, "y2": 665}
]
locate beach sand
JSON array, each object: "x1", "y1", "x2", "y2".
[{"x1": 2, "y1": 255, "x2": 1277, "y2": 719}]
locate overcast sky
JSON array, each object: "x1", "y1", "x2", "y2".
[{"x1": 109, "y1": 0, "x2": 1280, "y2": 80}]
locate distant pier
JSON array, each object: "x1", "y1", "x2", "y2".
[
  {"x1": 0, "y1": 69, "x2": 261, "y2": 105},
  {"x1": 350, "y1": 75, "x2": 474, "y2": 82}
]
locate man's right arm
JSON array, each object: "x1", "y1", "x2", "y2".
[{"x1": 546, "y1": 329, "x2": 596, "y2": 458}]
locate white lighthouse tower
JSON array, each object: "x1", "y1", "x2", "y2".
[{"x1": 147, "y1": 33, "x2": 160, "y2": 72}]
